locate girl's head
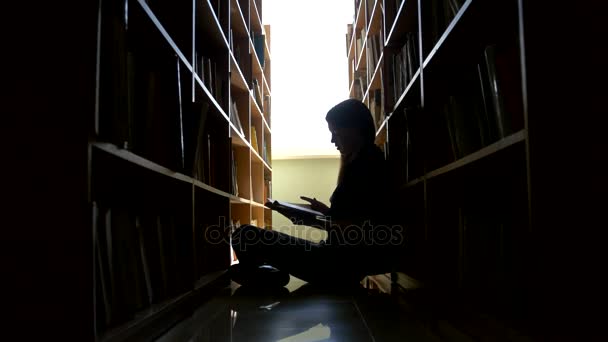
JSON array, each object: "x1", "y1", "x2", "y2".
[{"x1": 326, "y1": 99, "x2": 375, "y2": 155}]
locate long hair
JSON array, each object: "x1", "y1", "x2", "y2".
[
  {"x1": 326, "y1": 99, "x2": 376, "y2": 185},
  {"x1": 326, "y1": 99, "x2": 376, "y2": 145}
]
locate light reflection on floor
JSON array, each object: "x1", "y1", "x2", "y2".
[{"x1": 156, "y1": 276, "x2": 440, "y2": 342}]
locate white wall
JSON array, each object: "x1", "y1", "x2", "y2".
[
  {"x1": 263, "y1": 0, "x2": 354, "y2": 159},
  {"x1": 271, "y1": 157, "x2": 341, "y2": 242}
]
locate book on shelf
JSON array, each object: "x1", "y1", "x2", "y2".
[
  {"x1": 230, "y1": 100, "x2": 244, "y2": 136},
  {"x1": 229, "y1": 29, "x2": 234, "y2": 53},
  {"x1": 211, "y1": 0, "x2": 222, "y2": 21},
  {"x1": 137, "y1": 58, "x2": 184, "y2": 172},
  {"x1": 251, "y1": 126, "x2": 259, "y2": 153},
  {"x1": 135, "y1": 216, "x2": 153, "y2": 307},
  {"x1": 478, "y1": 44, "x2": 522, "y2": 140},
  {"x1": 443, "y1": 93, "x2": 484, "y2": 159},
  {"x1": 252, "y1": 78, "x2": 263, "y2": 109},
  {"x1": 196, "y1": 54, "x2": 225, "y2": 107},
  {"x1": 389, "y1": 32, "x2": 418, "y2": 105},
  {"x1": 176, "y1": 57, "x2": 186, "y2": 171},
  {"x1": 262, "y1": 138, "x2": 269, "y2": 163},
  {"x1": 191, "y1": 102, "x2": 210, "y2": 182},
  {"x1": 96, "y1": 206, "x2": 151, "y2": 326},
  {"x1": 253, "y1": 34, "x2": 265, "y2": 68},
  {"x1": 231, "y1": 149, "x2": 239, "y2": 196},
  {"x1": 229, "y1": 220, "x2": 239, "y2": 265},
  {"x1": 263, "y1": 94, "x2": 271, "y2": 122}
]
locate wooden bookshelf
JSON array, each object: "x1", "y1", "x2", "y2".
[
  {"x1": 89, "y1": 0, "x2": 273, "y2": 339},
  {"x1": 347, "y1": 0, "x2": 608, "y2": 340}
]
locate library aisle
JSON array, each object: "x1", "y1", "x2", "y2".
[{"x1": 156, "y1": 277, "x2": 440, "y2": 342}]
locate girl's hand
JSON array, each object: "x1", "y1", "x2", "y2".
[{"x1": 300, "y1": 196, "x2": 330, "y2": 214}]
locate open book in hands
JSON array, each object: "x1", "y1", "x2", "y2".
[{"x1": 265, "y1": 198, "x2": 329, "y2": 227}]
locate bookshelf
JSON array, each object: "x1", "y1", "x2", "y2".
[
  {"x1": 345, "y1": 0, "x2": 608, "y2": 339},
  {"x1": 91, "y1": 0, "x2": 272, "y2": 339}
]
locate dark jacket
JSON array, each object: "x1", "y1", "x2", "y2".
[{"x1": 327, "y1": 143, "x2": 393, "y2": 227}]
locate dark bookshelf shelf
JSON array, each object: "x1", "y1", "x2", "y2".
[
  {"x1": 404, "y1": 176, "x2": 424, "y2": 189},
  {"x1": 137, "y1": 0, "x2": 192, "y2": 73},
  {"x1": 392, "y1": 271, "x2": 424, "y2": 290},
  {"x1": 230, "y1": 124, "x2": 248, "y2": 147},
  {"x1": 423, "y1": 0, "x2": 517, "y2": 76},
  {"x1": 231, "y1": 0, "x2": 249, "y2": 38},
  {"x1": 93, "y1": 142, "x2": 194, "y2": 186},
  {"x1": 194, "y1": 73, "x2": 229, "y2": 122},
  {"x1": 392, "y1": 67, "x2": 421, "y2": 112},
  {"x1": 230, "y1": 52, "x2": 249, "y2": 92},
  {"x1": 422, "y1": 0, "x2": 473, "y2": 69},
  {"x1": 195, "y1": 0, "x2": 229, "y2": 50},
  {"x1": 100, "y1": 291, "x2": 190, "y2": 342},
  {"x1": 385, "y1": 0, "x2": 418, "y2": 48},
  {"x1": 100, "y1": 270, "x2": 227, "y2": 342},
  {"x1": 425, "y1": 129, "x2": 525, "y2": 181},
  {"x1": 92, "y1": 142, "x2": 234, "y2": 200}
]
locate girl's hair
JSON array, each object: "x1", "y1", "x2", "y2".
[
  {"x1": 326, "y1": 99, "x2": 376, "y2": 186},
  {"x1": 325, "y1": 99, "x2": 375, "y2": 144}
]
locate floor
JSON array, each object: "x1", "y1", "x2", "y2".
[{"x1": 156, "y1": 276, "x2": 440, "y2": 342}]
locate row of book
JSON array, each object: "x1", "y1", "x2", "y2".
[
  {"x1": 388, "y1": 31, "x2": 419, "y2": 105},
  {"x1": 441, "y1": 44, "x2": 522, "y2": 163},
  {"x1": 396, "y1": 43, "x2": 522, "y2": 181},
  {"x1": 195, "y1": 54, "x2": 226, "y2": 109},
  {"x1": 99, "y1": 20, "x2": 231, "y2": 190},
  {"x1": 94, "y1": 204, "x2": 193, "y2": 330}
]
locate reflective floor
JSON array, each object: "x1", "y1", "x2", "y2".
[{"x1": 156, "y1": 277, "x2": 440, "y2": 342}]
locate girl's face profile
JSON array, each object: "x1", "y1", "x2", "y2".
[{"x1": 328, "y1": 122, "x2": 362, "y2": 156}]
